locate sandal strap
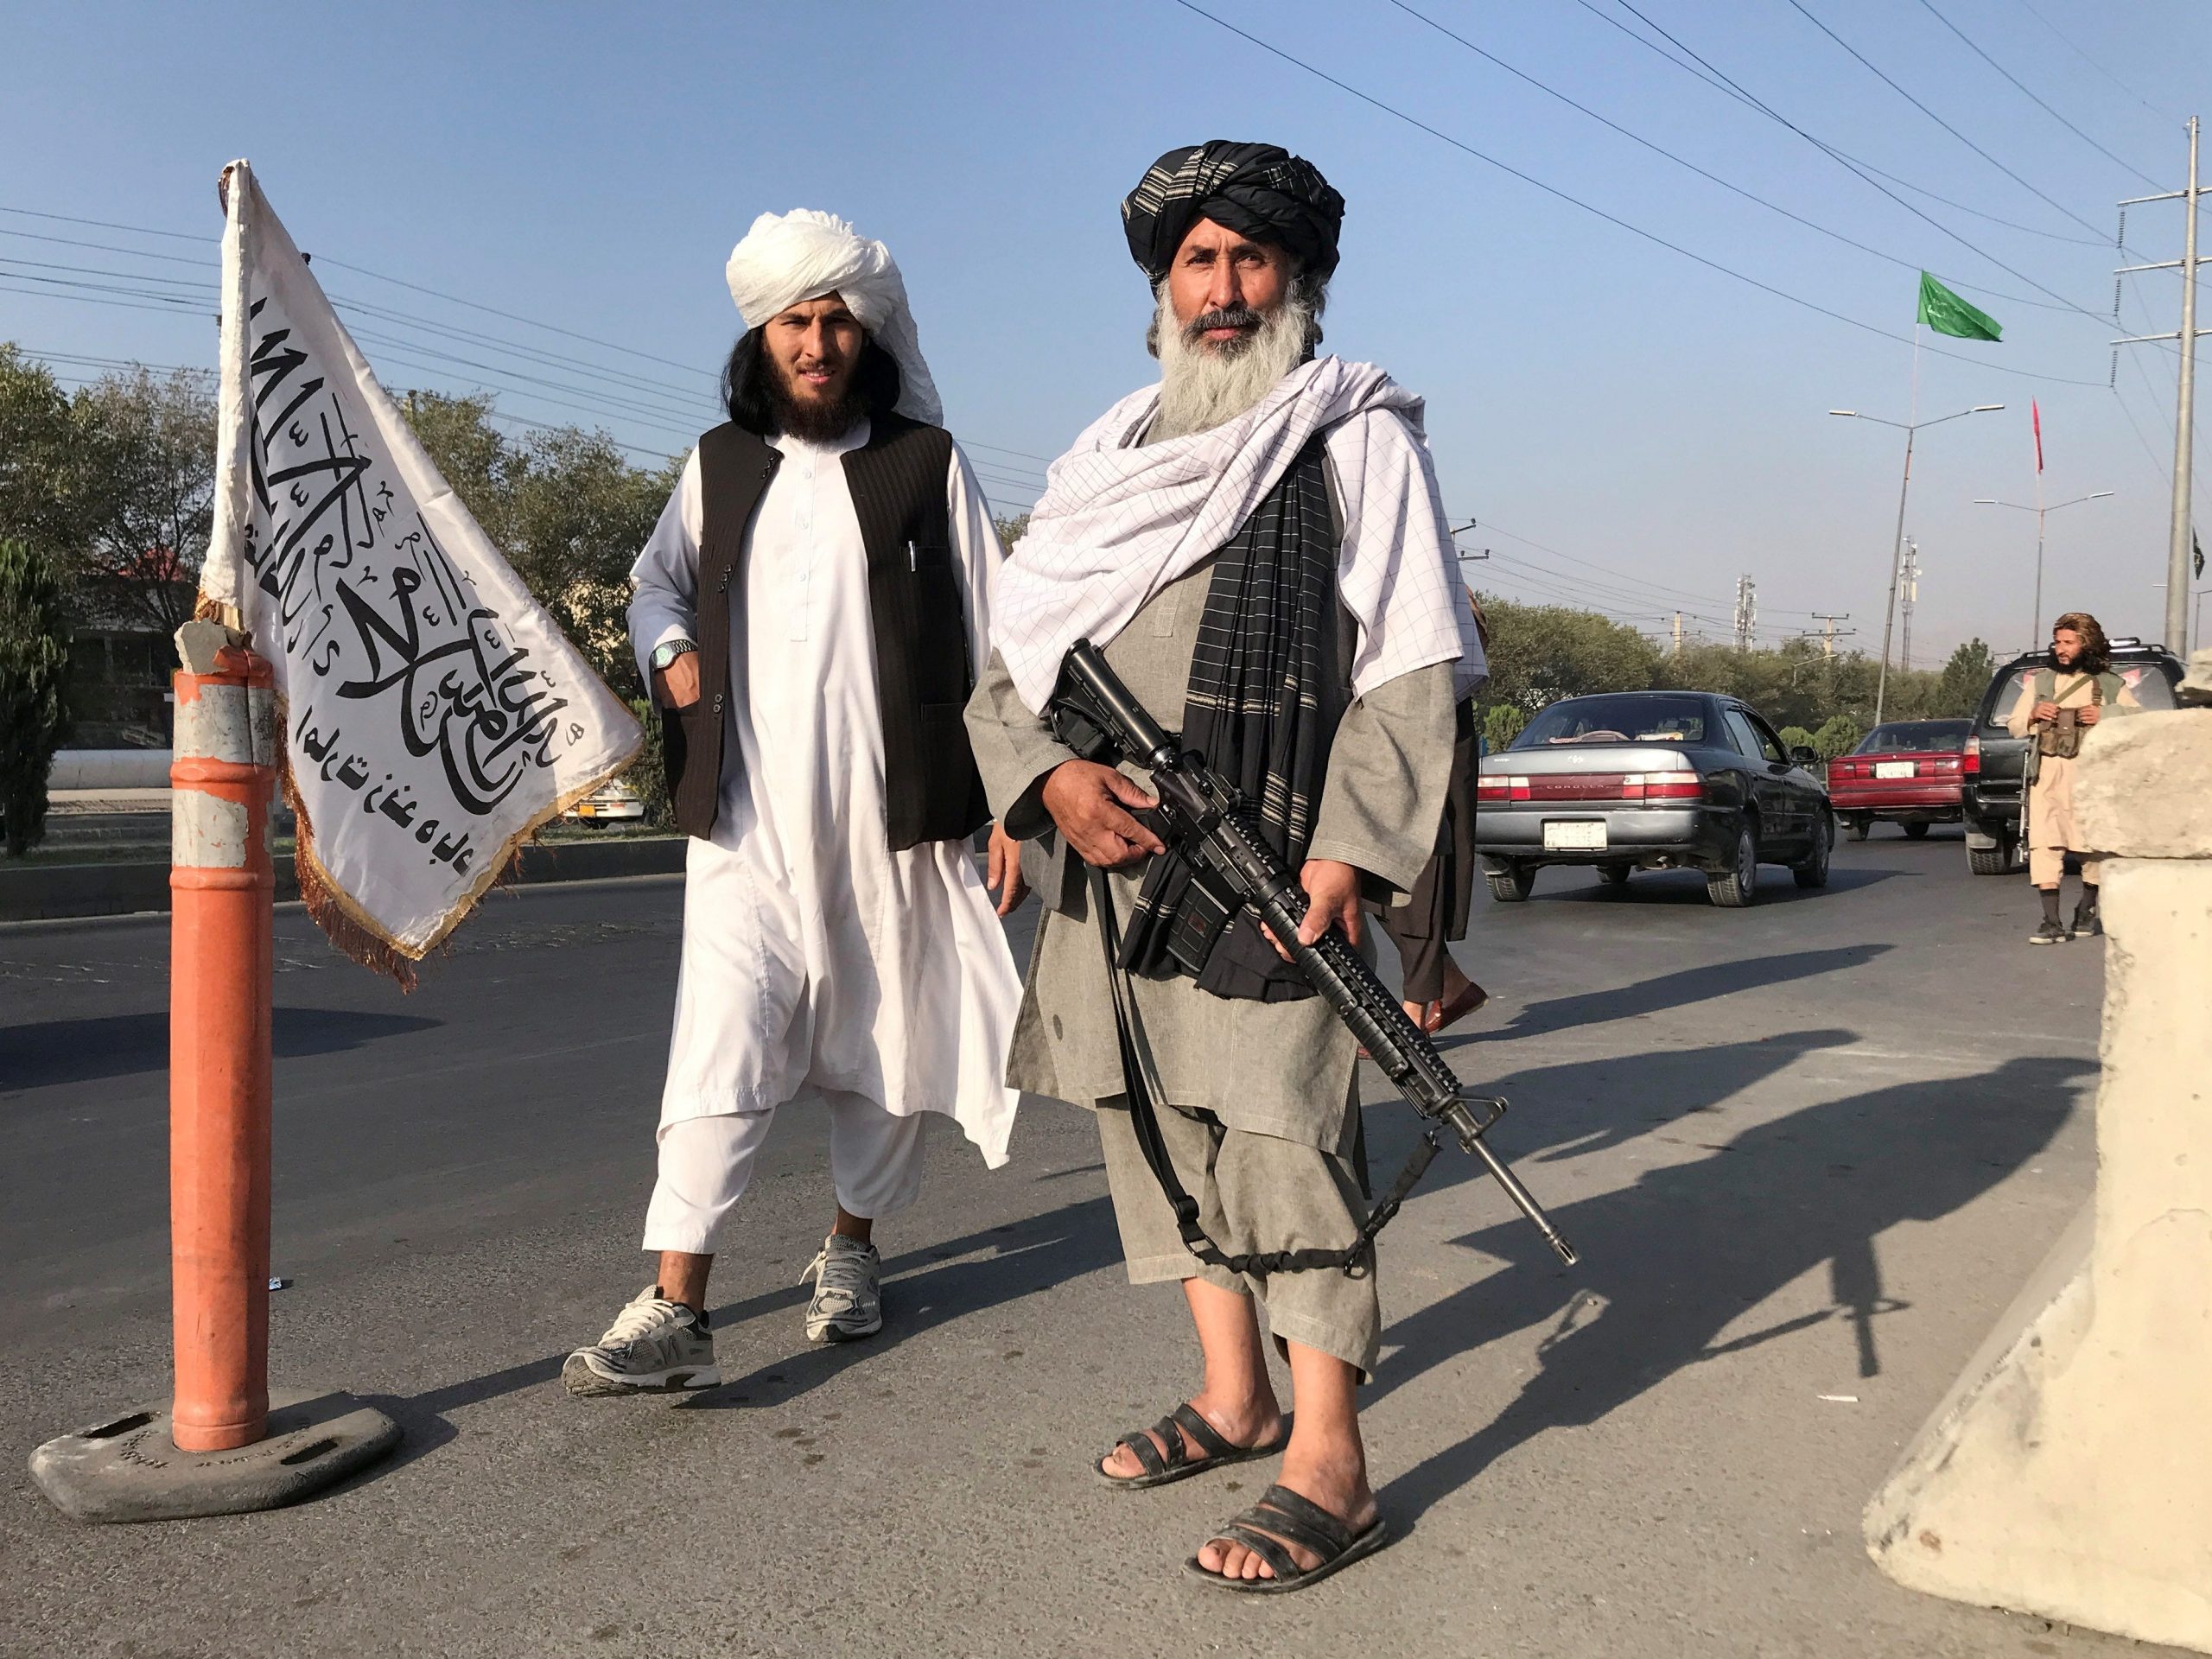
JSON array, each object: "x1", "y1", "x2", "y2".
[
  {"x1": 1148, "y1": 1414, "x2": 1192, "y2": 1468},
  {"x1": 1114, "y1": 1430, "x2": 1168, "y2": 1476},
  {"x1": 1253, "y1": 1484, "x2": 1357, "y2": 1555},
  {"x1": 1168, "y1": 1402, "x2": 1236, "y2": 1461},
  {"x1": 1215, "y1": 1523, "x2": 1301, "y2": 1580}
]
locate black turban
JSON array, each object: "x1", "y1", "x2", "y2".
[{"x1": 1122, "y1": 141, "x2": 1345, "y2": 284}]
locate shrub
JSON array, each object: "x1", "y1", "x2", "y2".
[
  {"x1": 1813, "y1": 713, "x2": 1862, "y2": 760},
  {"x1": 1481, "y1": 702, "x2": 1527, "y2": 753},
  {"x1": 0, "y1": 537, "x2": 73, "y2": 855}
]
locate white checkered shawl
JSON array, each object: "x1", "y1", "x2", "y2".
[{"x1": 992, "y1": 356, "x2": 1480, "y2": 712}]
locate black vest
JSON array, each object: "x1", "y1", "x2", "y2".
[{"x1": 662, "y1": 414, "x2": 990, "y2": 849}]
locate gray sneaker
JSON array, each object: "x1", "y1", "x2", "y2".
[
  {"x1": 563, "y1": 1286, "x2": 720, "y2": 1396},
  {"x1": 800, "y1": 1234, "x2": 883, "y2": 1343}
]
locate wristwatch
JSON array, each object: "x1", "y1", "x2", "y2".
[{"x1": 650, "y1": 639, "x2": 697, "y2": 672}]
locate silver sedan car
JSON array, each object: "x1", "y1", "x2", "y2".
[{"x1": 1475, "y1": 690, "x2": 1834, "y2": 907}]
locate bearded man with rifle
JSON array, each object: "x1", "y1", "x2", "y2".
[{"x1": 965, "y1": 142, "x2": 1567, "y2": 1592}]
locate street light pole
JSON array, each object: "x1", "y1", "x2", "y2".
[
  {"x1": 1833, "y1": 403, "x2": 2002, "y2": 725},
  {"x1": 1973, "y1": 492, "x2": 2115, "y2": 645}
]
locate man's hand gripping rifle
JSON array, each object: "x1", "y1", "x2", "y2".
[{"x1": 1048, "y1": 639, "x2": 1577, "y2": 1268}]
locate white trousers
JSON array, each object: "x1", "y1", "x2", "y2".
[{"x1": 640, "y1": 1089, "x2": 931, "y2": 1255}]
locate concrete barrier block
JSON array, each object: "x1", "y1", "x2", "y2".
[
  {"x1": 1866, "y1": 851, "x2": 2212, "y2": 1651},
  {"x1": 2075, "y1": 713, "x2": 2212, "y2": 858}
]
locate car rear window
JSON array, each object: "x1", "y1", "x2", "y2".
[
  {"x1": 1985, "y1": 662, "x2": 2178, "y2": 727},
  {"x1": 1515, "y1": 696, "x2": 1711, "y2": 747},
  {"x1": 1856, "y1": 721, "x2": 1969, "y2": 753}
]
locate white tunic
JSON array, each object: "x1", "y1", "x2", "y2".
[{"x1": 628, "y1": 423, "x2": 1022, "y2": 1167}]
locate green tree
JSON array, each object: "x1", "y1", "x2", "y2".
[
  {"x1": 402, "y1": 392, "x2": 681, "y2": 695},
  {"x1": 1481, "y1": 702, "x2": 1526, "y2": 752},
  {"x1": 993, "y1": 512, "x2": 1030, "y2": 554},
  {"x1": 1934, "y1": 638, "x2": 1998, "y2": 716},
  {"x1": 1474, "y1": 595, "x2": 1660, "y2": 713},
  {"x1": 1813, "y1": 713, "x2": 1862, "y2": 760},
  {"x1": 1777, "y1": 724, "x2": 1816, "y2": 753},
  {"x1": 69, "y1": 365, "x2": 218, "y2": 639},
  {"x1": 0, "y1": 346, "x2": 92, "y2": 560},
  {"x1": 0, "y1": 537, "x2": 73, "y2": 856}
]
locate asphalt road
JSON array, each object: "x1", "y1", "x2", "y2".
[{"x1": 0, "y1": 830, "x2": 2158, "y2": 1658}]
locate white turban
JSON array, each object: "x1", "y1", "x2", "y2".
[{"x1": 724, "y1": 208, "x2": 942, "y2": 426}]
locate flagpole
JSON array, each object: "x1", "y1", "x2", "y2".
[{"x1": 1875, "y1": 325, "x2": 1923, "y2": 728}]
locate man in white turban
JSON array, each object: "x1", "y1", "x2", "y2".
[{"x1": 564, "y1": 211, "x2": 1027, "y2": 1395}]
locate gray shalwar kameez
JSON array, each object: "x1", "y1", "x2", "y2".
[{"x1": 965, "y1": 556, "x2": 1457, "y2": 1376}]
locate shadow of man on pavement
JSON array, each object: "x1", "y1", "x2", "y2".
[{"x1": 1369, "y1": 1052, "x2": 2090, "y2": 1530}]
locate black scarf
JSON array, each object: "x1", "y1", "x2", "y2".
[{"x1": 1116, "y1": 435, "x2": 1347, "y2": 1001}]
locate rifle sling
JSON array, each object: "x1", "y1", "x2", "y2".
[{"x1": 1088, "y1": 863, "x2": 1430, "y2": 1278}]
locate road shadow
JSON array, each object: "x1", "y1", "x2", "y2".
[
  {"x1": 1458, "y1": 946, "x2": 1891, "y2": 1046},
  {"x1": 1369, "y1": 1052, "x2": 2090, "y2": 1534},
  {"x1": 364, "y1": 1191, "x2": 1125, "y2": 1473},
  {"x1": 0, "y1": 1007, "x2": 442, "y2": 1091},
  {"x1": 677, "y1": 1193, "x2": 1123, "y2": 1412},
  {"x1": 1518, "y1": 864, "x2": 1900, "y2": 907}
]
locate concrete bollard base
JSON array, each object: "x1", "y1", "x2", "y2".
[{"x1": 29, "y1": 1386, "x2": 401, "y2": 1522}]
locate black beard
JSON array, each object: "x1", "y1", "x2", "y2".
[{"x1": 767, "y1": 359, "x2": 867, "y2": 442}]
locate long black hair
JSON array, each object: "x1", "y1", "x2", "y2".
[{"x1": 721, "y1": 327, "x2": 904, "y2": 436}]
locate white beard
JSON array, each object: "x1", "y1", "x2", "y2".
[{"x1": 1147, "y1": 286, "x2": 1314, "y2": 443}]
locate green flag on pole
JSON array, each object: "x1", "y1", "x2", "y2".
[{"x1": 1917, "y1": 272, "x2": 2003, "y2": 341}]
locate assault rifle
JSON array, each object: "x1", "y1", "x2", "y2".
[{"x1": 1047, "y1": 639, "x2": 1577, "y2": 1269}]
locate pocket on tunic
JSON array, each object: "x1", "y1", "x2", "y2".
[{"x1": 910, "y1": 565, "x2": 972, "y2": 704}]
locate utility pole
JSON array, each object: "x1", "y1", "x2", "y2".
[
  {"x1": 1733, "y1": 575, "x2": 1757, "y2": 652},
  {"x1": 2114, "y1": 116, "x2": 2204, "y2": 653},
  {"x1": 1671, "y1": 610, "x2": 1682, "y2": 657},
  {"x1": 1812, "y1": 612, "x2": 1853, "y2": 658},
  {"x1": 1899, "y1": 541, "x2": 1920, "y2": 671}
]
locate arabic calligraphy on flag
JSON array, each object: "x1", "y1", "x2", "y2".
[{"x1": 200, "y1": 160, "x2": 641, "y2": 972}]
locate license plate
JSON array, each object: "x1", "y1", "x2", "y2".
[
  {"x1": 1543, "y1": 820, "x2": 1608, "y2": 850},
  {"x1": 1875, "y1": 760, "x2": 1915, "y2": 779}
]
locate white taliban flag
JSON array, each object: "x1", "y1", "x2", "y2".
[{"x1": 201, "y1": 160, "x2": 641, "y2": 978}]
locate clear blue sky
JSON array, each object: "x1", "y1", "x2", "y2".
[{"x1": 7, "y1": 0, "x2": 2209, "y2": 661}]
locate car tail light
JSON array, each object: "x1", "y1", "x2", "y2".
[
  {"x1": 1962, "y1": 735, "x2": 1980, "y2": 775},
  {"x1": 1615, "y1": 771, "x2": 1703, "y2": 801},
  {"x1": 1828, "y1": 759, "x2": 1854, "y2": 780},
  {"x1": 1477, "y1": 775, "x2": 1534, "y2": 803}
]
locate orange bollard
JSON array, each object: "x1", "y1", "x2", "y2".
[
  {"x1": 167, "y1": 642, "x2": 276, "y2": 1452},
  {"x1": 30, "y1": 625, "x2": 402, "y2": 1523}
]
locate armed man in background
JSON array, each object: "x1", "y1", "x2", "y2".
[{"x1": 2006, "y1": 610, "x2": 2138, "y2": 944}]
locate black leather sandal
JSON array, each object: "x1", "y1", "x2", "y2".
[
  {"x1": 1092, "y1": 1402, "x2": 1289, "y2": 1491},
  {"x1": 1184, "y1": 1482, "x2": 1389, "y2": 1593}
]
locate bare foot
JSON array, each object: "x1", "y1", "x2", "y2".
[
  {"x1": 1096, "y1": 1392, "x2": 1284, "y2": 1481},
  {"x1": 1194, "y1": 1448, "x2": 1376, "y2": 1581}
]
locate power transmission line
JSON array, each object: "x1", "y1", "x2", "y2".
[
  {"x1": 1385, "y1": 0, "x2": 2091, "y2": 317},
  {"x1": 1781, "y1": 0, "x2": 2117, "y2": 244},
  {"x1": 1590, "y1": 0, "x2": 2145, "y2": 331},
  {"x1": 1575, "y1": 0, "x2": 2107, "y2": 247},
  {"x1": 2011, "y1": 0, "x2": 2177, "y2": 127},
  {"x1": 1170, "y1": 0, "x2": 2110, "y2": 385},
  {"x1": 1914, "y1": 0, "x2": 2166, "y2": 189}
]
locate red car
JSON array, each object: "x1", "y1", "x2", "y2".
[{"x1": 1827, "y1": 718, "x2": 1971, "y2": 839}]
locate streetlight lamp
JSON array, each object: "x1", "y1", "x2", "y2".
[
  {"x1": 1973, "y1": 491, "x2": 2114, "y2": 646},
  {"x1": 1832, "y1": 403, "x2": 2004, "y2": 723}
]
